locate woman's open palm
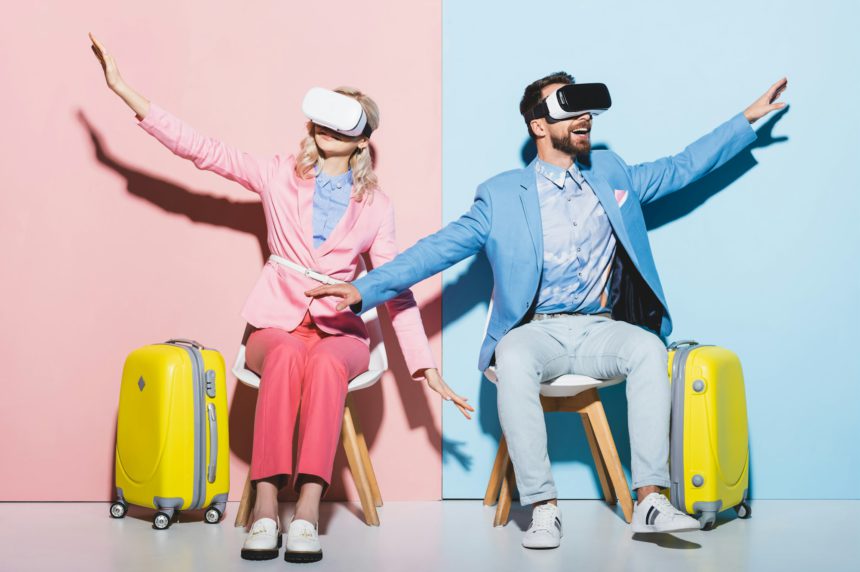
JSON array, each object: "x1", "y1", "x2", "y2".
[{"x1": 89, "y1": 33, "x2": 123, "y2": 89}]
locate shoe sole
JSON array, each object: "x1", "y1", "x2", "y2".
[
  {"x1": 284, "y1": 550, "x2": 323, "y2": 563},
  {"x1": 631, "y1": 523, "x2": 701, "y2": 534},
  {"x1": 240, "y1": 534, "x2": 282, "y2": 560},
  {"x1": 522, "y1": 543, "x2": 561, "y2": 550}
]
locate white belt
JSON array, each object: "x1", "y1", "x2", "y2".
[{"x1": 268, "y1": 254, "x2": 344, "y2": 286}]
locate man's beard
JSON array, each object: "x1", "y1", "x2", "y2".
[{"x1": 550, "y1": 130, "x2": 591, "y2": 159}]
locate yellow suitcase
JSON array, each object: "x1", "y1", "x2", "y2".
[
  {"x1": 111, "y1": 339, "x2": 230, "y2": 529},
  {"x1": 667, "y1": 340, "x2": 751, "y2": 530}
]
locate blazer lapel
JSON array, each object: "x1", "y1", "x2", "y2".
[
  {"x1": 518, "y1": 160, "x2": 543, "y2": 271},
  {"x1": 579, "y1": 165, "x2": 639, "y2": 266},
  {"x1": 296, "y1": 174, "x2": 317, "y2": 257},
  {"x1": 315, "y1": 194, "x2": 367, "y2": 257}
]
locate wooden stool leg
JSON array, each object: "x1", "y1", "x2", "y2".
[
  {"x1": 342, "y1": 396, "x2": 380, "y2": 526},
  {"x1": 483, "y1": 435, "x2": 510, "y2": 506},
  {"x1": 580, "y1": 412, "x2": 617, "y2": 505},
  {"x1": 493, "y1": 458, "x2": 515, "y2": 527},
  {"x1": 349, "y1": 397, "x2": 383, "y2": 508},
  {"x1": 584, "y1": 398, "x2": 634, "y2": 523},
  {"x1": 234, "y1": 469, "x2": 255, "y2": 528}
]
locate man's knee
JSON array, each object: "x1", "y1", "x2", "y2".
[
  {"x1": 494, "y1": 329, "x2": 543, "y2": 385},
  {"x1": 622, "y1": 327, "x2": 667, "y2": 370}
]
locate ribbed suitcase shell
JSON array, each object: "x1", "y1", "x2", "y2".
[
  {"x1": 114, "y1": 340, "x2": 230, "y2": 526},
  {"x1": 667, "y1": 341, "x2": 750, "y2": 529}
]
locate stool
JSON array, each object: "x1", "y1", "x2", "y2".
[
  {"x1": 482, "y1": 351, "x2": 634, "y2": 526},
  {"x1": 232, "y1": 305, "x2": 388, "y2": 527}
]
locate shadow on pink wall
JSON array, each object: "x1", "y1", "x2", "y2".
[{"x1": 78, "y1": 110, "x2": 460, "y2": 503}]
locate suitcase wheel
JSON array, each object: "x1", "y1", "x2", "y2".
[
  {"x1": 109, "y1": 501, "x2": 128, "y2": 519},
  {"x1": 735, "y1": 501, "x2": 751, "y2": 519},
  {"x1": 152, "y1": 512, "x2": 172, "y2": 530},
  {"x1": 698, "y1": 511, "x2": 717, "y2": 531},
  {"x1": 204, "y1": 507, "x2": 222, "y2": 524}
]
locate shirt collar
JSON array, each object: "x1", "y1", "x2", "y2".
[
  {"x1": 535, "y1": 159, "x2": 581, "y2": 190},
  {"x1": 315, "y1": 168, "x2": 353, "y2": 189}
]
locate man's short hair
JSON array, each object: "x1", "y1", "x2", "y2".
[{"x1": 520, "y1": 71, "x2": 575, "y2": 138}]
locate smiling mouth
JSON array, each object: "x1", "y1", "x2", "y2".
[{"x1": 571, "y1": 128, "x2": 590, "y2": 136}]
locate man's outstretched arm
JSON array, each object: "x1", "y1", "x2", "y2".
[
  {"x1": 627, "y1": 77, "x2": 787, "y2": 205},
  {"x1": 306, "y1": 184, "x2": 493, "y2": 311}
]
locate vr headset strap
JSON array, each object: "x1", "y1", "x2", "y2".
[{"x1": 524, "y1": 101, "x2": 549, "y2": 123}]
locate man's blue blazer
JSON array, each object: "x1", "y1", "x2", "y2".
[{"x1": 354, "y1": 113, "x2": 757, "y2": 372}]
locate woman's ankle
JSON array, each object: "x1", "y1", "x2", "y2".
[
  {"x1": 252, "y1": 476, "x2": 282, "y2": 523},
  {"x1": 293, "y1": 474, "x2": 325, "y2": 524},
  {"x1": 293, "y1": 504, "x2": 319, "y2": 524}
]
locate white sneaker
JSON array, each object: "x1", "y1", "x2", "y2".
[
  {"x1": 632, "y1": 492, "x2": 701, "y2": 533},
  {"x1": 522, "y1": 503, "x2": 563, "y2": 549},
  {"x1": 284, "y1": 518, "x2": 323, "y2": 563},
  {"x1": 240, "y1": 517, "x2": 282, "y2": 560}
]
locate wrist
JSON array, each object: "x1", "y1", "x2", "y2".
[
  {"x1": 110, "y1": 78, "x2": 128, "y2": 95},
  {"x1": 743, "y1": 108, "x2": 756, "y2": 124}
]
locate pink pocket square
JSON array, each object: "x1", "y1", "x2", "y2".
[{"x1": 614, "y1": 189, "x2": 629, "y2": 207}]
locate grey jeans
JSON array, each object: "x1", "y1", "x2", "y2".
[{"x1": 493, "y1": 314, "x2": 669, "y2": 505}]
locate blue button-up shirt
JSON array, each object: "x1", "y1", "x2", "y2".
[
  {"x1": 534, "y1": 159, "x2": 616, "y2": 314},
  {"x1": 312, "y1": 169, "x2": 353, "y2": 248}
]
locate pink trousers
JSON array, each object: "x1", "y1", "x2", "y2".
[{"x1": 246, "y1": 312, "x2": 370, "y2": 488}]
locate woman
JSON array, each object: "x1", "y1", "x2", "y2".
[{"x1": 89, "y1": 33, "x2": 472, "y2": 563}]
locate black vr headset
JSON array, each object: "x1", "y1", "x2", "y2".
[{"x1": 524, "y1": 83, "x2": 612, "y2": 123}]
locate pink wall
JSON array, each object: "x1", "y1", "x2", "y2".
[{"x1": 0, "y1": 1, "x2": 442, "y2": 501}]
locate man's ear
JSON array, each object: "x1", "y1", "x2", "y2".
[{"x1": 530, "y1": 118, "x2": 547, "y2": 138}]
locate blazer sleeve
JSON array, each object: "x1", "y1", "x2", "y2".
[
  {"x1": 364, "y1": 202, "x2": 437, "y2": 380},
  {"x1": 624, "y1": 112, "x2": 758, "y2": 205},
  {"x1": 353, "y1": 183, "x2": 492, "y2": 312},
  {"x1": 137, "y1": 102, "x2": 277, "y2": 194}
]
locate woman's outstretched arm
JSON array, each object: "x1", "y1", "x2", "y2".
[
  {"x1": 90, "y1": 32, "x2": 149, "y2": 119},
  {"x1": 89, "y1": 32, "x2": 277, "y2": 194}
]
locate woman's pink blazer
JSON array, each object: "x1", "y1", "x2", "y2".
[{"x1": 137, "y1": 103, "x2": 435, "y2": 378}]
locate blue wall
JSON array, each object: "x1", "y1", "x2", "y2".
[{"x1": 441, "y1": 0, "x2": 860, "y2": 499}]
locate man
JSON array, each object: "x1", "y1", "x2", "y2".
[{"x1": 307, "y1": 72, "x2": 787, "y2": 548}]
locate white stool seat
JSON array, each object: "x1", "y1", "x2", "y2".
[
  {"x1": 232, "y1": 305, "x2": 388, "y2": 394},
  {"x1": 480, "y1": 300, "x2": 624, "y2": 398},
  {"x1": 483, "y1": 365, "x2": 624, "y2": 398}
]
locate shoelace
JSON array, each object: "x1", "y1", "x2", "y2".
[
  {"x1": 529, "y1": 505, "x2": 558, "y2": 532},
  {"x1": 650, "y1": 494, "x2": 685, "y2": 519}
]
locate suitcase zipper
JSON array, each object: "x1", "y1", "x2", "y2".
[
  {"x1": 189, "y1": 346, "x2": 207, "y2": 510},
  {"x1": 669, "y1": 343, "x2": 694, "y2": 513},
  {"x1": 668, "y1": 341, "x2": 712, "y2": 514},
  {"x1": 165, "y1": 341, "x2": 207, "y2": 511}
]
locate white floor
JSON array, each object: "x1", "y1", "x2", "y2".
[{"x1": 0, "y1": 501, "x2": 857, "y2": 572}]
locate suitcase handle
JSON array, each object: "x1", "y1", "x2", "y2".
[
  {"x1": 667, "y1": 339, "x2": 699, "y2": 350},
  {"x1": 166, "y1": 338, "x2": 205, "y2": 350}
]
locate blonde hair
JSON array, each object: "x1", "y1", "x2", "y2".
[{"x1": 295, "y1": 86, "x2": 380, "y2": 201}]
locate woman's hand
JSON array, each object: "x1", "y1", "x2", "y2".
[
  {"x1": 422, "y1": 368, "x2": 474, "y2": 420},
  {"x1": 88, "y1": 32, "x2": 149, "y2": 118},
  {"x1": 89, "y1": 33, "x2": 124, "y2": 91}
]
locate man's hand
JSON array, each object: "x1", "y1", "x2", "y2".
[
  {"x1": 304, "y1": 283, "x2": 362, "y2": 311},
  {"x1": 423, "y1": 368, "x2": 475, "y2": 420},
  {"x1": 744, "y1": 77, "x2": 788, "y2": 124}
]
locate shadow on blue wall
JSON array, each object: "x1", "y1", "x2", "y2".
[{"x1": 443, "y1": 108, "x2": 788, "y2": 496}]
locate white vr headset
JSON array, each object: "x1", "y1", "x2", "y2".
[
  {"x1": 524, "y1": 83, "x2": 612, "y2": 123},
  {"x1": 302, "y1": 87, "x2": 373, "y2": 138}
]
